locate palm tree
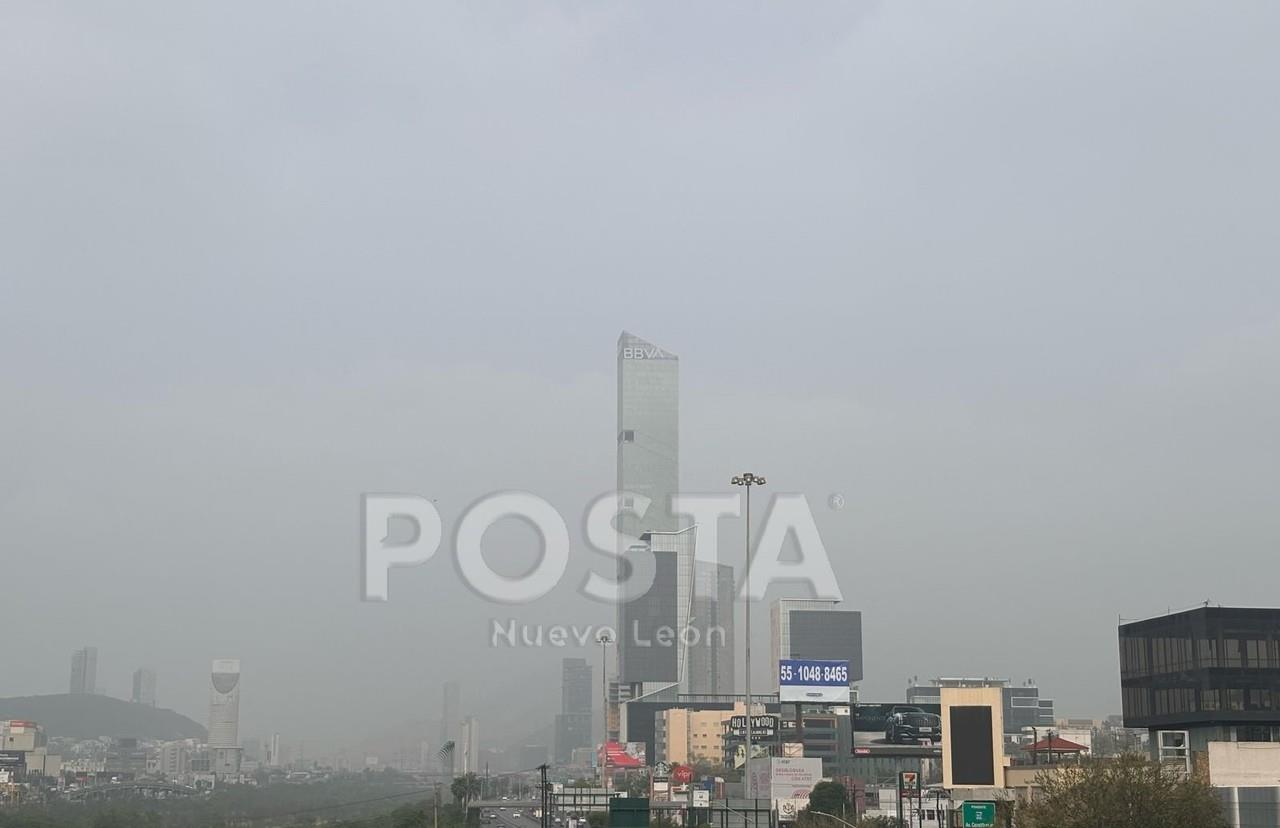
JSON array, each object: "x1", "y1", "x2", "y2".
[{"x1": 452, "y1": 771, "x2": 483, "y2": 812}]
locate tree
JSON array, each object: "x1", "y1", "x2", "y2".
[
  {"x1": 855, "y1": 817, "x2": 902, "y2": 828},
  {"x1": 1018, "y1": 754, "x2": 1228, "y2": 828},
  {"x1": 806, "y1": 780, "x2": 850, "y2": 818},
  {"x1": 451, "y1": 772, "x2": 483, "y2": 813},
  {"x1": 619, "y1": 773, "x2": 649, "y2": 798},
  {"x1": 389, "y1": 802, "x2": 432, "y2": 828}
]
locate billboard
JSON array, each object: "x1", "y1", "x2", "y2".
[
  {"x1": 761, "y1": 757, "x2": 824, "y2": 803},
  {"x1": 600, "y1": 741, "x2": 647, "y2": 769},
  {"x1": 779, "y1": 659, "x2": 850, "y2": 703},
  {"x1": 732, "y1": 743, "x2": 771, "y2": 770},
  {"x1": 941, "y1": 686, "x2": 1005, "y2": 789},
  {"x1": 729, "y1": 714, "x2": 779, "y2": 738},
  {"x1": 948, "y1": 707, "x2": 995, "y2": 785},
  {"x1": 853, "y1": 702, "x2": 942, "y2": 732}
]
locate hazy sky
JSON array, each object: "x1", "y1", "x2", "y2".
[{"x1": 3, "y1": 2, "x2": 1279, "y2": 752}]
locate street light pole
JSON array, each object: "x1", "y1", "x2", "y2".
[
  {"x1": 808, "y1": 811, "x2": 859, "y2": 828},
  {"x1": 597, "y1": 630, "x2": 612, "y2": 791},
  {"x1": 731, "y1": 472, "x2": 765, "y2": 817}
]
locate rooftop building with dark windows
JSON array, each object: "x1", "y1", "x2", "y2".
[
  {"x1": 771, "y1": 598, "x2": 865, "y2": 689},
  {"x1": 1119, "y1": 606, "x2": 1280, "y2": 751}
]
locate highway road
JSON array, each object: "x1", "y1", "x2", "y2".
[{"x1": 484, "y1": 804, "x2": 545, "y2": 828}]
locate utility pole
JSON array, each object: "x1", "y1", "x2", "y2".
[
  {"x1": 540, "y1": 763, "x2": 550, "y2": 828},
  {"x1": 916, "y1": 760, "x2": 923, "y2": 828}
]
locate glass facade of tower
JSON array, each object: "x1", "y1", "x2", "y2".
[
  {"x1": 616, "y1": 332, "x2": 682, "y2": 686},
  {"x1": 616, "y1": 331, "x2": 679, "y2": 536}
]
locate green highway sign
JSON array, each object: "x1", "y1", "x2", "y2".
[{"x1": 961, "y1": 801, "x2": 997, "y2": 828}]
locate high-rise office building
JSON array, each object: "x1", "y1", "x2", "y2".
[
  {"x1": 616, "y1": 332, "x2": 685, "y2": 693},
  {"x1": 555, "y1": 658, "x2": 593, "y2": 763},
  {"x1": 132, "y1": 668, "x2": 157, "y2": 706},
  {"x1": 616, "y1": 331, "x2": 680, "y2": 538},
  {"x1": 620, "y1": 526, "x2": 698, "y2": 693},
  {"x1": 460, "y1": 716, "x2": 480, "y2": 774},
  {"x1": 69, "y1": 646, "x2": 98, "y2": 695},
  {"x1": 562, "y1": 657, "x2": 593, "y2": 714},
  {"x1": 770, "y1": 599, "x2": 864, "y2": 688},
  {"x1": 208, "y1": 659, "x2": 242, "y2": 747},
  {"x1": 440, "y1": 681, "x2": 460, "y2": 773},
  {"x1": 614, "y1": 331, "x2": 731, "y2": 723},
  {"x1": 208, "y1": 659, "x2": 242, "y2": 777},
  {"x1": 688, "y1": 562, "x2": 735, "y2": 696},
  {"x1": 612, "y1": 331, "x2": 737, "y2": 745}
]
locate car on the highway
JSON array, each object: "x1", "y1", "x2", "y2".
[{"x1": 885, "y1": 711, "x2": 942, "y2": 744}]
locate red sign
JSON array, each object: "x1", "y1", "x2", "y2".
[
  {"x1": 672, "y1": 765, "x2": 694, "y2": 784},
  {"x1": 599, "y1": 741, "x2": 646, "y2": 769}
]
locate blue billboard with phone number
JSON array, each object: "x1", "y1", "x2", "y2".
[{"x1": 778, "y1": 659, "x2": 851, "y2": 703}]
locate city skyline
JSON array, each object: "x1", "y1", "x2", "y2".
[
  {"x1": 2, "y1": 0, "x2": 1279, "y2": 822},
  {"x1": 4, "y1": 0, "x2": 1278, "y2": 752}
]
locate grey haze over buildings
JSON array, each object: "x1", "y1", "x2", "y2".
[{"x1": 2, "y1": 2, "x2": 1279, "y2": 750}]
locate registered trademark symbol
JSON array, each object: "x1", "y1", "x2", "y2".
[{"x1": 828, "y1": 493, "x2": 846, "y2": 511}]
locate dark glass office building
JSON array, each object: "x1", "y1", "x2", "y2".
[
  {"x1": 1119, "y1": 606, "x2": 1280, "y2": 747},
  {"x1": 770, "y1": 599, "x2": 864, "y2": 686}
]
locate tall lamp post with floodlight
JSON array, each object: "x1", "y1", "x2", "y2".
[
  {"x1": 731, "y1": 471, "x2": 765, "y2": 811},
  {"x1": 597, "y1": 630, "x2": 613, "y2": 791},
  {"x1": 597, "y1": 631, "x2": 612, "y2": 744}
]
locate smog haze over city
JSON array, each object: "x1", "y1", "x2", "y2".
[{"x1": 3, "y1": 0, "x2": 1279, "y2": 782}]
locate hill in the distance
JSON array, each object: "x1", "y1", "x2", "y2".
[{"x1": 0, "y1": 694, "x2": 206, "y2": 742}]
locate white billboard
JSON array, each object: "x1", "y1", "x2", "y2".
[{"x1": 756, "y1": 757, "x2": 824, "y2": 804}]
